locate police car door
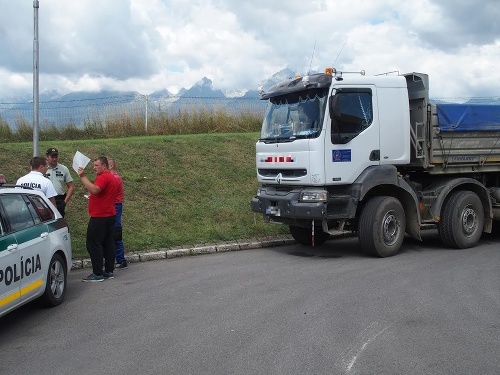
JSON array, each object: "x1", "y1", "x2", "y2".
[
  {"x1": 17, "y1": 194, "x2": 51, "y2": 304},
  {"x1": 0, "y1": 198, "x2": 21, "y2": 315}
]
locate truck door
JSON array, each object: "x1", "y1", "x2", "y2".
[{"x1": 324, "y1": 86, "x2": 379, "y2": 184}]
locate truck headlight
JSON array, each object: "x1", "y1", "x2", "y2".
[{"x1": 300, "y1": 190, "x2": 327, "y2": 202}]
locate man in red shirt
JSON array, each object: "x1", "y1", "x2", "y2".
[{"x1": 78, "y1": 157, "x2": 119, "y2": 282}]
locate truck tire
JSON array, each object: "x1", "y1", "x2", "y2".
[
  {"x1": 359, "y1": 196, "x2": 406, "y2": 257},
  {"x1": 289, "y1": 225, "x2": 329, "y2": 246},
  {"x1": 438, "y1": 190, "x2": 484, "y2": 249},
  {"x1": 40, "y1": 253, "x2": 67, "y2": 307}
]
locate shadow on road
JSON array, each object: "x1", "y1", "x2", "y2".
[
  {"x1": 0, "y1": 299, "x2": 42, "y2": 333},
  {"x1": 274, "y1": 235, "x2": 366, "y2": 259},
  {"x1": 277, "y1": 225, "x2": 500, "y2": 260}
]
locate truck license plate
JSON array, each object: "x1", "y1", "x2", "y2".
[{"x1": 266, "y1": 206, "x2": 280, "y2": 216}]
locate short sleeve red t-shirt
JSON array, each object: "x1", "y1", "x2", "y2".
[
  {"x1": 112, "y1": 172, "x2": 124, "y2": 203},
  {"x1": 88, "y1": 171, "x2": 118, "y2": 217}
]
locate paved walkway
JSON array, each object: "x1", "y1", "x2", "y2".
[{"x1": 71, "y1": 235, "x2": 296, "y2": 270}]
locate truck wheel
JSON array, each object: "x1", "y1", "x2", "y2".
[
  {"x1": 359, "y1": 196, "x2": 406, "y2": 257},
  {"x1": 438, "y1": 191, "x2": 484, "y2": 249},
  {"x1": 289, "y1": 225, "x2": 329, "y2": 246},
  {"x1": 40, "y1": 253, "x2": 67, "y2": 307}
]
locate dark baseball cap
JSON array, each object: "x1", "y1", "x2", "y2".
[{"x1": 46, "y1": 148, "x2": 58, "y2": 156}]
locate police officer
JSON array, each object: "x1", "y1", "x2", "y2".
[
  {"x1": 46, "y1": 148, "x2": 75, "y2": 217},
  {"x1": 16, "y1": 156, "x2": 57, "y2": 205}
]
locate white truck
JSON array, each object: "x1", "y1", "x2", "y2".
[{"x1": 251, "y1": 69, "x2": 500, "y2": 257}]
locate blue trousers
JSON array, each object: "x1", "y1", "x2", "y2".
[{"x1": 114, "y1": 203, "x2": 126, "y2": 264}]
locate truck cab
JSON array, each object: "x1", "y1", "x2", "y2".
[{"x1": 256, "y1": 71, "x2": 420, "y2": 186}]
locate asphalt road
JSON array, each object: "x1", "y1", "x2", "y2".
[{"x1": 1, "y1": 230, "x2": 499, "y2": 375}]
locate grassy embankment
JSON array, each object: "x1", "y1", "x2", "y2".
[
  {"x1": 0, "y1": 110, "x2": 288, "y2": 258},
  {"x1": 0, "y1": 133, "x2": 288, "y2": 258}
]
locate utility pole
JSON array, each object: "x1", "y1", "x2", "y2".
[
  {"x1": 145, "y1": 94, "x2": 148, "y2": 133},
  {"x1": 33, "y1": 0, "x2": 40, "y2": 156}
]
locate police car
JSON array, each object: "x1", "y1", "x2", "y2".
[{"x1": 0, "y1": 184, "x2": 72, "y2": 318}]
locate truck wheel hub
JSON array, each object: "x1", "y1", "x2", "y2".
[
  {"x1": 383, "y1": 211, "x2": 399, "y2": 245},
  {"x1": 461, "y1": 207, "x2": 477, "y2": 234}
]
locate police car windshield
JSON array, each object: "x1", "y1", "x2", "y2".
[{"x1": 260, "y1": 89, "x2": 327, "y2": 142}]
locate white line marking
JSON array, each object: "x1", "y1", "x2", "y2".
[{"x1": 346, "y1": 323, "x2": 390, "y2": 372}]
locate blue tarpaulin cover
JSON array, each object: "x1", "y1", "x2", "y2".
[{"x1": 436, "y1": 104, "x2": 500, "y2": 132}]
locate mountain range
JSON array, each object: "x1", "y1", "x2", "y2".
[{"x1": 0, "y1": 67, "x2": 299, "y2": 129}]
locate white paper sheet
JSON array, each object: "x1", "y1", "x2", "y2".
[{"x1": 72, "y1": 151, "x2": 91, "y2": 173}]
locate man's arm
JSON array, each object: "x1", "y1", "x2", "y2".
[
  {"x1": 65, "y1": 181, "x2": 75, "y2": 204},
  {"x1": 78, "y1": 168, "x2": 102, "y2": 195}
]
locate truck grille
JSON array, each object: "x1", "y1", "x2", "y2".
[{"x1": 258, "y1": 169, "x2": 307, "y2": 178}]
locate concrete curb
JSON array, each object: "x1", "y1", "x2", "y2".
[{"x1": 71, "y1": 234, "x2": 296, "y2": 270}]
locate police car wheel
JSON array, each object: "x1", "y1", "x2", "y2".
[{"x1": 41, "y1": 253, "x2": 67, "y2": 307}]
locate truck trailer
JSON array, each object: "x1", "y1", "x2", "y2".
[{"x1": 251, "y1": 69, "x2": 500, "y2": 257}]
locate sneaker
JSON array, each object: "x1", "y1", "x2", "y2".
[
  {"x1": 103, "y1": 271, "x2": 115, "y2": 280},
  {"x1": 82, "y1": 273, "x2": 104, "y2": 282},
  {"x1": 115, "y1": 262, "x2": 128, "y2": 269}
]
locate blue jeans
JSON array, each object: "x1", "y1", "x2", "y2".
[{"x1": 114, "y1": 203, "x2": 126, "y2": 264}]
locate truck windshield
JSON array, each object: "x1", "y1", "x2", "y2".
[{"x1": 260, "y1": 88, "x2": 327, "y2": 142}]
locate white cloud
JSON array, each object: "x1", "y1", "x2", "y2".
[{"x1": 0, "y1": 0, "x2": 498, "y2": 98}]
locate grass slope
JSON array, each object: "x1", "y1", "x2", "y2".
[{"x1": 0, "y1": 133, "x2": 287, "y2": 258}]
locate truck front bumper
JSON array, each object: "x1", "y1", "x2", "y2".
[
  {"x1": 251, "y1": 188, "x2": 327, "y2": 221},
  {"x1": 251, "y1": 185, "x2": 359, "y2": 224}
]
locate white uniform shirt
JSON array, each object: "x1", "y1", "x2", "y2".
[{"x1": 16, "y1": 171, "x2": 58, "y2": 199}]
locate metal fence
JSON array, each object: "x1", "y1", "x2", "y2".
[
  {"x1": 0, "y1": 94, "x2": 268, "y2": 130},
  {"x1": 2, "y1": 94, "x2": 498, "y2": 131}
]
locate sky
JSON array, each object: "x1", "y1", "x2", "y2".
[{"x1": 0, "y1": 0, "x2": 499, "y2": 99}]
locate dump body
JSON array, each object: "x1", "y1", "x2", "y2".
[{"x1": 420, "y1": 104, "x2": 500, "y2": 173}]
